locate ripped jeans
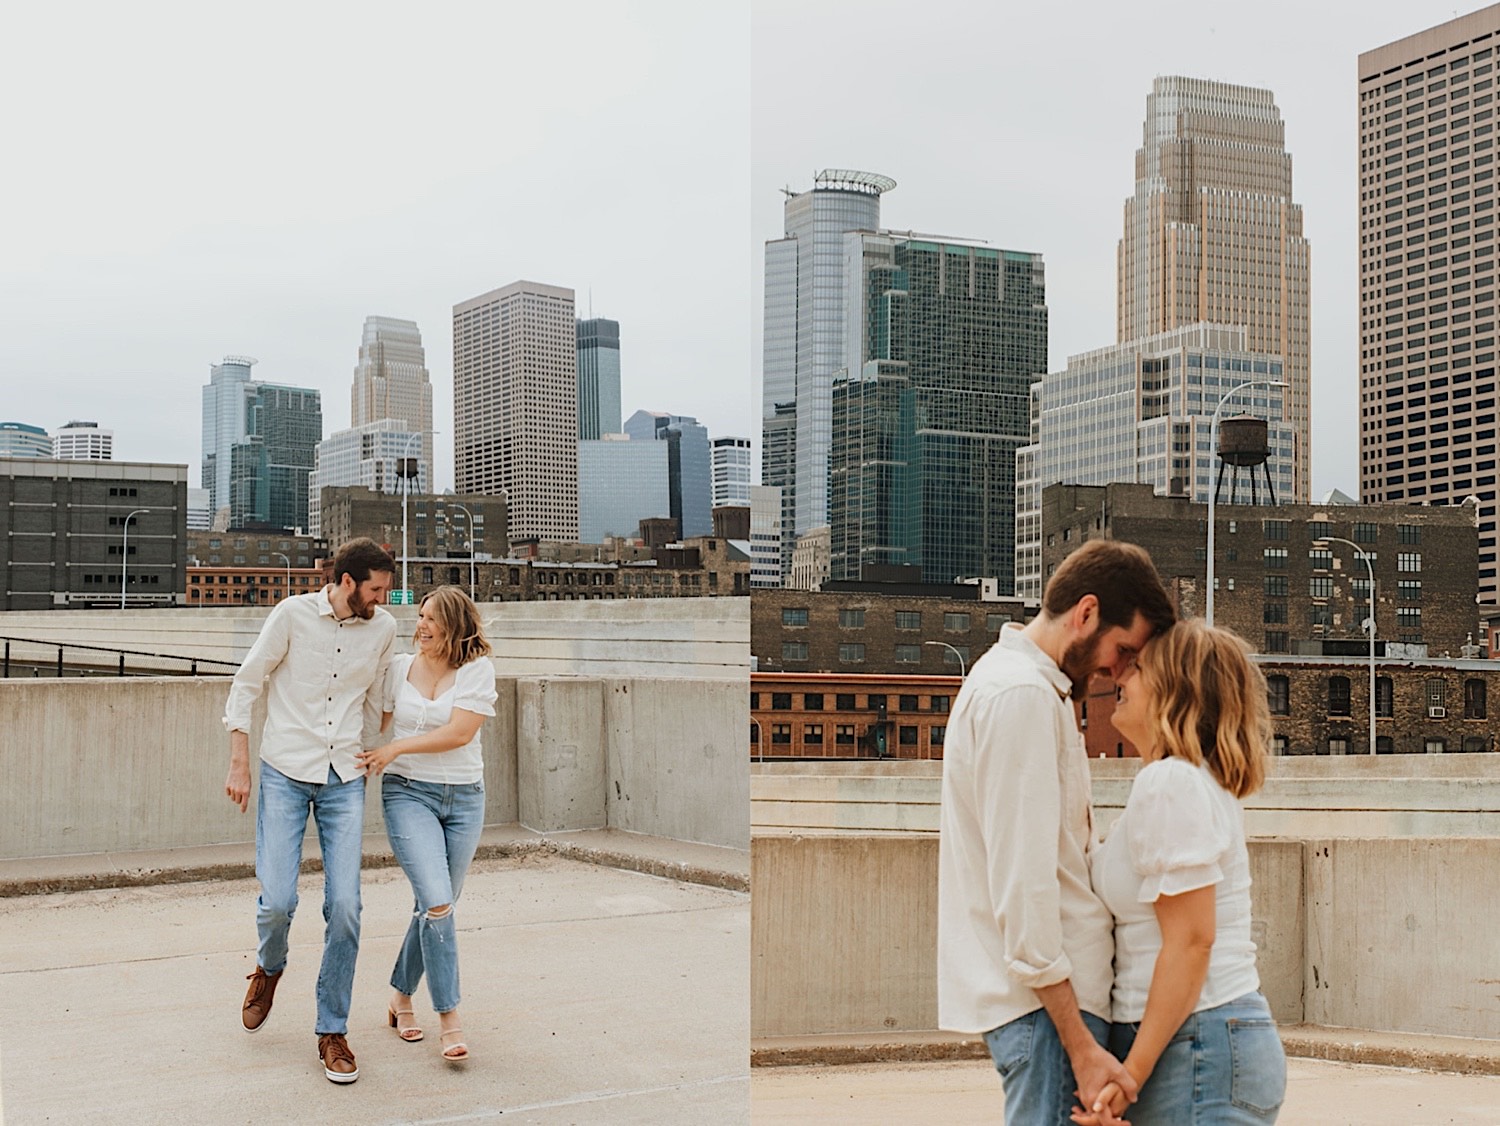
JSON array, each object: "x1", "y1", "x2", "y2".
[{"x1": 381, "y1": 774, "x2": 486, "y2": 1014}]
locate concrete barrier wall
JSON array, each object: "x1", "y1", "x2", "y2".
[
  {"x1": 0, "y1": 672, "x2": 747, "y2": 859},
  {"x1": 752, "y1": 755, "x2": 1500, "y2": 838},
  {"x1": 0, "y1": 597, "x2": 750, "y2": 680},
  {"x1": 750, "y1": 831, "x2": 1500, "y2": 1041}
]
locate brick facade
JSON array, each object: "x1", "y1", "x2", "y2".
[{"x1": 750, "y1": 672, "x2": 960, "y2": 760}]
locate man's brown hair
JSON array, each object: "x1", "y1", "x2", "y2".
[
  {"x1": 331, "y1": 537, "x2": 396, "y2": 585},
  {"x1": 1042, "y1": 540, "x2": 1175, "y2": 636}
]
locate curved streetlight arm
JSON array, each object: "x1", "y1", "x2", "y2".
[
  {"x1": 924, "y1": 640, "x2": 967, "y2": 679},
  {"x1": 450, "y1": 503, "x2": 475, "y2": 602},
  {"x1": 273, "y1": 552, "x2": 291, "y2": 603},
  {"x1": 1320, "y1": 536, "x2": 1378, "y2": 756},
  {"x1": 1206, "y1": 379, "x2": 1289, "y2": 626},
  {"x1": 120, "y1": 508, "x2": 151, "y2": 611}
]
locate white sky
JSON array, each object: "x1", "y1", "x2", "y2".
[
  {"x1": 0, "y1": 1, "x2": 752, "y2": 492},
  {"x1": 751, "y1": 0, "x2": 1498, "y2": 501}
]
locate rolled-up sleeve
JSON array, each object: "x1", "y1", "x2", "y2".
[
  {"x1": 222, "y1": 600, "x2": 293, "y2": 734},
  {"x1": 971, "y1": 684, "x2": 1072, "y2": 989}
]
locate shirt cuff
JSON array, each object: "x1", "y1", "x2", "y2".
[
  {"x1": 222, "y1": 714, "x2": 249, "y2": 733},
  {"x1": 1005, "y1": 951, "x2": 1073, "y2": 990}
]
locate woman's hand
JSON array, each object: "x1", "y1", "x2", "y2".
[
  {"x1": 1070, "y1": 1071, "x2": 1137, "y2": 1125},
  {"x1": 357, "y1": 741, "x2": 403, "y2": 775}
]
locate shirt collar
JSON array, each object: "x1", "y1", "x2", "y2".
[
  {"x1": 996, "y1": 622, "x2": 1072, "y2": 698},
  {"x1": 314, "y1": 586, "x2": 337, "y2": 619}
]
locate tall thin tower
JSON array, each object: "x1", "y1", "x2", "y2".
[
  {"x1": 576, "y1": 317, "x2": 621, "y2": 440},
  {"x1": 1118, "y1": 77, "x2": 1312, "y2": 500},
  {"x1": 453, "y1": 281, "x2": 578, "y2": 541},
  {"x1": 1359, "y1": 6, "x2": 1500, "y2": 602},
  {"x1": 351, "y1": 316, "x2": 433, "y2": 487}
]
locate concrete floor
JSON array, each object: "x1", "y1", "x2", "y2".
[
  {"x1": 751, "y1": 1058, "x2": 1500, "y2": 1124},
  {"x1": 0, "y1": 853, "x2": 749, "y2": 1125}
]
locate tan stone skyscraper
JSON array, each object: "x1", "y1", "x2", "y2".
[
  {"x1": 1360, "y1": 5, "x2": 1500, "y2": 602},
  {"x1": 453, "y1": 280, "x2": 578, "y2": 541},
  {"x1": 351, "y1": 316, "x2": 433, "y2": 487},
  {"x1": 1118, "y1": 76, "x2": 1312, "y2": 500}
]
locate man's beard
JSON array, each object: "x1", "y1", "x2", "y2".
[
  {"x1": 1059, "y1": 623, "x2": 1103, "y2": 697},
  {"x1": 345, "y1": 587, "x2": 377, "y2": 620}
]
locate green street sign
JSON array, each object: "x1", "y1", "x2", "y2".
[{"x1": 389, "y1": 590, "x2": 414, "y2": 605}]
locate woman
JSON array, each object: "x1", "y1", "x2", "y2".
[
  {"x1": 1074, "y1": 618, "x2": 1286, "y2": 1125},
  {"x1": 357, "y1": 586, "x2": 496, "y2": 1063}
]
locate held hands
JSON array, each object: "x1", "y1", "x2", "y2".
[
  {"x1": 1068, "y1": 1045, "x2": 1140, "y2": 1126},
  {"x1": 356, "y1": 741, "x2": 403, "y2": 775}
]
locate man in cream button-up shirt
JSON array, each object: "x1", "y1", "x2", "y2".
[
  {"x1": 938, "y1": 541, "x2": 1175, "y2": 1123},
  {"x1": 223, "y1": 538, "x2": 397, "y2": 1084}
]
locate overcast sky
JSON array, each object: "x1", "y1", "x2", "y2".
[
  {"x1": 0, "y1": 1, "x2": 751, "y2": 491},
  {"x1": 751, "y1": 0, "x2": 1494, "y2": 500}
]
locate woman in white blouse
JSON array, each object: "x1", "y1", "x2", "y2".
[
  {"x1": 1073, "y1": 618, "x2": 1286, "y2": 1125},
  {"x1": 357, "y1": 586, "x2": 497, "y2": 1064}
]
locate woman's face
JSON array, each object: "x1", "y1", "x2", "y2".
[
  {"x1": 414, "y1": 601, "x2": 447, "y2": 657},
  {"x1": 1112, "y1": 644, "x2": 1160, "y2": 757}
]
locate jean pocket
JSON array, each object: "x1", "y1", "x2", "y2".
[
  {"x1": 985, "y1": 1013, "x2": 1036, "y2": 1080},
  {"x1": 1227, "y1": 1018, "x2": 1286, "y2": 1116}
]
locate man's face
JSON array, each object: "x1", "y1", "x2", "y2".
[
  {"x1": 1059, "y1": 611, "x2": 1155, "y2": 693},
  {"x1": 344, "y1": 571, "x2": 393, "y2": 619}
]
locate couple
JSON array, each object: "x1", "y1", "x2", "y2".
[
  {"x1": 223, "y1": 538, "x2": 497, "y2": 1084},
  {"x1": 938, "y1": 540, "x2": 1287, "y2": 1124}
]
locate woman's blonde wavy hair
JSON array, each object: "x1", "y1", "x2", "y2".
[
  {"x1": 1135, "y1": 618, "x2": 1270, "y2": 798},
  {"x1": 418, "y1": 586, "x2": 492, "y2": 669}
]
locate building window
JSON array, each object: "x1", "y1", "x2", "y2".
[
  {"x1": 867, "y1": 694, "x2": 887, "y2": 712},
  {"x1": 1308, "y1": 549, "x2": 1333, "y2": 570},
  {"x1": 803, "y1": 693, "x2": 824, "y2": 711},
  {"x1": 941, "y1": 645, "x2": 970, "y2": 668},
  {"x1": 781, "y1": 642, "x2": 808, "y2": 662},
  {"x1": 782, "y1": 607, "x2": 809, "y2": 626},
  {"x1": 1398, "y1": 580, "x2": 1423, "y2": 601},
  {"x1": 750, "y1": 723, "x2": 759, "y2": 746},
  {"x1": 771, "y1": 723, "x2": 792, "y2": 745},
  {"x1": 1265, "y1": 575, "x2": 1288, "y2": 596},
  {"x1": 895, "y1": 644, "x2": 922, "y2": 663},
  {"x1": 1426, "y1": 738, "x2": 1447, "y2": 754},
  {"x1": 1264, "y1": 632, "x2": 1289, "y2": 653},
  {"x1": 1267, "y1": 675, "x2": 1290, "y2": 715},
  {"x1": 1310, "y1": 604, "x2": 1332, "y2": 628},
  {"x1": 771, "y1": 693, "x2": 792, "y2": 710},
  {"x1": 1271, "y1": 735, "x2": 1288, "y2": 756},
  {"x1": 839, "y1": 643, "x2": 866, "y2": 663},
  {"x1": 1399, "y1": 524, "x2": 1422, "y2": 544},
  {"x1": 1464, "y1": 678, "x2": 1487, "y2": 719},
  {"x1": 1427, "y1": 679, "x2": 1447, "y2": 715},
  {"x1": 1264, "y1": 602, "x2": 1287, "y2": 624},
  {"x1": 899, "y1": 725, "x2": 919, "y2": 747},
  {"x1": 986, "y1": 613, "x2": 1010, "y2": 632},
  {"x1": 1308, "y1": 520, "x2": 1330, "y2": 541},
  {"x1": 1329, "y1": 738, "x2": 1349, "y2": 756},
  {"x1": 836, "y1": 694, "x2": 856, "y2": 710},
  {"x1": 1377, "y1": 736, "x2": 1395, "y2": 754},
  {"x1": 1264, "y1": 547, "x2": 1288, "y2": 569},
  {"x1": 1376, "y1": 677, "x2": 1394, "y2": 718},
  {"x1": 1354, "y1": 522, "x2": 1379, "y2": 543},
  {"x1": 835, "y1": 725, "x2": 856, "y2": 745},
  {"x1": 1328, "y1": 676, "x2": 1352, "y2": 716},
  {"x1": 1464, "y1": 737, "x2": 1490, "y2": 753},
  {"x1": 895, "y1": 611, "x2": 922, "y2": 630},
  {"x1": 804, "y1": 724, "x2": 823, "y2": 746},
  {"x1": 1310, "y1": 576, "x2": 1334, "y2": 598},
  {"x1": 838, "y1": 608, "x2": 866, "y2": 628},
  {"x1": 944, "y1": 612, "x2": 970, "y2": 631},
  {"x1": 1396, "y1": 607, "x2": 1422, "y2": 630},
  {"x1": 1263, "y1": 520, "x2": 1289, "y2": 541},
  {"x1": 1398, "y1": 552, "x2": 1422, "y2": 572},
  {"x1": 422, "y1": 566, "x2": 433, "y2": 583},
  {"x1": 931, "y1": 725, "x2": 946, "y2": 748},
  {"x1": 931, "y1": 695, "x2": 950, "y2": 713}
]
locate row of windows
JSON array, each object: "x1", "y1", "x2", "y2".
[
  {"x1": 755, "y1": 722, "x2": 947, "y2": 749},
  {"x1": 754, "y1": 692, "x2": 950, "y2": 713},
  {"x1": 780, "y1": 607, "x2": 1010, "y2": 632},
  {"x1": 781, "y1": 642, "x2": 970, "y2": 665},
  {"x1": 1265, "y1": 674, "x2": 1487, "y2": 718}
]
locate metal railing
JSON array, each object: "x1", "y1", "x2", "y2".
[{"x1": 0, "y1": 636, "x2": 241, "y2": 678}]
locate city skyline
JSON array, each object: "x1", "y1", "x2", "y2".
[
  {"x1": 0, "y1": 3, "x2": 751, "y2": 492},
  {"x1": 752, "y1": 0, "x2": 1490, "y2": 500}
]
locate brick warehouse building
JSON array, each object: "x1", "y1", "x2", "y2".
[
  {"x1": 750, "y1": 672, "x2": 960, "y2": 760},
  {"x1": 1042, "y1": 482, "x2": 1482, "y2": 656}
]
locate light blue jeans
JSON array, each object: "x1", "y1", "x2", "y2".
[
  {"x1": 382, "y1": 775, "x2": 486, "y2": 1014},
  {"x1": 985, "y1": 1008, "x2": 1112, "y2": 1124},
  {"x1": 1109, "y1": 991, "x2": 1286, "y2": 1124},
  {"x1": 254, "y1": 763, "x2": 365, "y2": 1036}
]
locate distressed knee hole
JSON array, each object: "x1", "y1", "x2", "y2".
[{"x1": 426, "y1": 904, "x2": 452, "y2": 920}]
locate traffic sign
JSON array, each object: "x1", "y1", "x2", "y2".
[{"x1": 389, "y1": 590, "x2": 415, "y2": 605}]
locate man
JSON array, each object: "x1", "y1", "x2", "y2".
[
  {"x1": 937, "y1": 540, "x2": 1176, "y2": 1123},
  {"x1": 224, "y1": 538, "x2": 398, "y2": 1084}
]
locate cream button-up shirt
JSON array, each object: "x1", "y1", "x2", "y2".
[
  {"x1": 937, "y1": 623, "x2": 1114, "y2": 1035},
  {"x1": 223, "y1": 587, "x2": 397, "y2": 784}
]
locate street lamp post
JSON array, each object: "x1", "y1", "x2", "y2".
[
  {"x1": 925, "y1": 640, "x2": 967, "y2": 679},
  {"x1": 450, "y1": 503, "x2": 476, "y2": 601},
  {"x1": 397, "y1": 430, "x2": 437, "y2": 604},
  {"x1": 120, "y1": 508, "x2": 150, "y2": 610},
  {"x1": 1205, "y1": 379, "x2": 1289, "y2": 626},
  {"x1": 1323, "y1": 536, "x2": 1378, "y2": 755},
  {"x1": 273, "y1": 552, "x2": 291, "y2": 603}
]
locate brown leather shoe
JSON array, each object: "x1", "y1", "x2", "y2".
[
  {"x1": 241, "y1": 966, "x2": 282, "y2": 1033},
  {"x1": 318, "y1": 1033, "x2": 359, "y2": 1084}
]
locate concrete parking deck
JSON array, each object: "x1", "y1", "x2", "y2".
[
  {"x1": 0, "y1": 846, "x2": 749, "y2": 1125},
  {"x1": 750, "y1": 1058, "x2": 1500, "y2": 1124}
]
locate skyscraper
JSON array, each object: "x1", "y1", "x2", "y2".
[
  {"x1": 201, "y1": 357, "x2": 322, "y2": 531},
  {"x1": 1118, "y1": 77, "x2": 1311, "y2": 501},
  {"x1": 307, "y1": 420, "x2": 425, "y2": 536},
  {"x1": 453, "y1": 281, "x2": 579, "y2": 541},
  {"x1": 52, "y1": 421, "x2": 112, "y2": 460},
  {"x1": 711, "y1": 436, "x2": 752, "y2": 508},
  {"x1": 351, "y1": 316, "x2": 433, "y2": 489},
  {"x1": 623, "y1": 409, "x2": 712, "y2": 538},
  {"x1": 762, "y1": 169, "x2": 895, "y2": 542},
  {"x1": 829, "y1": 234, "x2": 1046, "y2": 588},
  {"x1": 576, "y1": 317, "x2": 622, "y2": 441},
  {"x1": 577, "y1": 435, "x2": 670, "y2": 543},
  {"x1": 1360, "y1": 8, "x2": 1500, "y2": 600},
  {"x1": 0, "y1": 422, "x2": 52, "y2": 458}
]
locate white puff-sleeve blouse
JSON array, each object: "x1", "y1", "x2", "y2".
[
  {"x1": 1091, "y1": 756, "x2": 1260, "y2": 1023},
  {"x1": 382, "y1": 653, "x2": 497, "y2": 785}
]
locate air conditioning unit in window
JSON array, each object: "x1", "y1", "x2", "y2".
[{"x1": 1428, "y1": 706, "x2": 1447, "y2": 718}]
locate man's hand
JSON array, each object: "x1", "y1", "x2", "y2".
[
  {"x1": 1068, "y1": 1041, "x2": 1138, "y2": 1126},
  {"x1": 356, "y1": 741, "x2": 401, "y2": 776},
  {"x1": 226, "y1": 730, "x2": 251, "y2": 812}
]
